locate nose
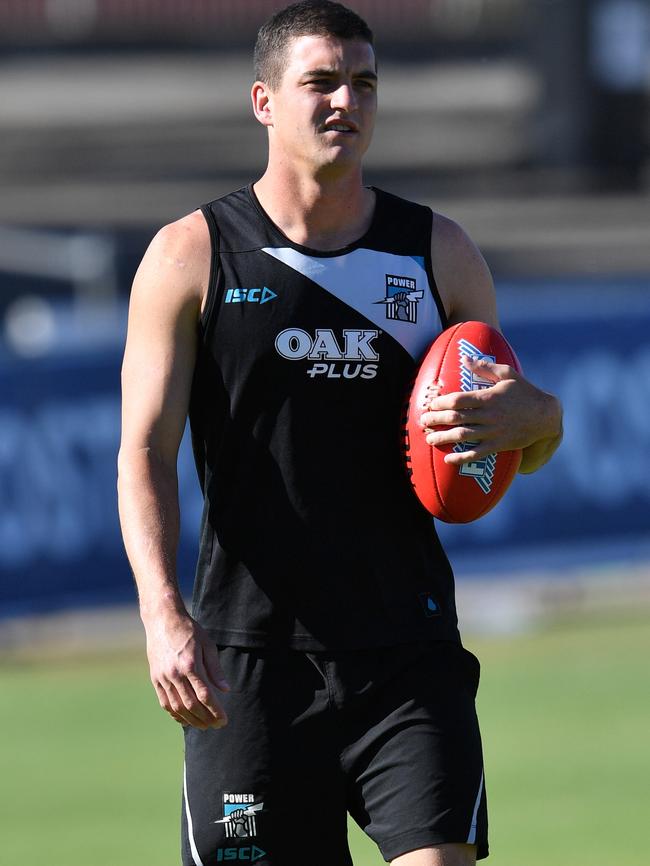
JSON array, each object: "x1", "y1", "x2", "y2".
[{"x1": 330, "y1": 82, "x2": 357, "y2": 113}]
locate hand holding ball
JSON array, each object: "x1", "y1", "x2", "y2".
[{"x1": 403, "y1": 321, "x2": 523, "y2": 523}]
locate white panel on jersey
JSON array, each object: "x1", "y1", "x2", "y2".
[{"x1": 262, "y1": 247, "x2": 441, "y2": 362}]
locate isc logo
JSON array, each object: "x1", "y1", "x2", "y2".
[
  {"x1": 225, "y1": 287, "x2": 277, "y2": 305},
  {"x1": 216, "y1": 846, "x2": 266, "y2": 862}
]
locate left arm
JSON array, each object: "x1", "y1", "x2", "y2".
[{"x1": 424, "y1": 213, "x2": 562, "y2": 474}]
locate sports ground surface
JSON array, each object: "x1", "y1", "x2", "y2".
[{"x1": 2, "y1": 611, "x2": 648, "y2": 866}]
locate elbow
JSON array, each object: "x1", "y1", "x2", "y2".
[{"x1": 117, "y1": 445, "x2": 177, "y2": 491}]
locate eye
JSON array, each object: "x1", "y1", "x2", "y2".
[{"x1": 306, "y1": 78, "x2": 333, "y2": 89}]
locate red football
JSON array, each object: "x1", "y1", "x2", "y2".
[{"x1": 403, "y1": 321, "x2": 523, "y2": 523}]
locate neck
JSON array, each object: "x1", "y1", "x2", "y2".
[{"x1": 253, "y1": 164, "x2": 374, "y2": 251}]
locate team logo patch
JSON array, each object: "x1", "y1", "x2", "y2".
[
  {"x1": 455, "y1": 338, "x2": 497, "y2": 494},
  {"x1": 224, "y1": 287, "x2": 277, "y2": 305},
  {"x1": 374, "y1": 274, "x2": 424, "y2": 324},
  {"x1": 214, "y1": 793, "x2": 264, "y2": 839}
]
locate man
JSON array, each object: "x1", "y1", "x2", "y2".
[{"x1": 117, "y1": 3, "x2": 562, "y2": 865}]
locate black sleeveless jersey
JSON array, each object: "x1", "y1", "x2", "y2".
[{"x1": 189, "y1": 185, "x2": 460, "y2": 650}]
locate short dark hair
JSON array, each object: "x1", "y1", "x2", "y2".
[{"x1": 254, "y1": 1, "x2": 374, "y2": 90}]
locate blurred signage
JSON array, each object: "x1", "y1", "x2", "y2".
[
  {"x1": 0, "y1": 278, "x2": 648, "y2": 614},
  {"x1": 590, "y1": 0, "x2": 650, "y2": 90},
  {"x1": 0, "y1": 349, "x2": 200, "y2": 614}
]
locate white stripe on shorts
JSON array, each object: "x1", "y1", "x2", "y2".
[
  {"x1": 467, "y1": 769, "x2": 484, "y2": 845},
  {"x1": 183, "y1": 761, "x2": 205, "y2": 866}
]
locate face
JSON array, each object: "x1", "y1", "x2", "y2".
[{"x1": 254, "y1": 34, "x2": 378, "y2": 176}]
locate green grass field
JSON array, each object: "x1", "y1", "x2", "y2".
[{"x1": 1, "y1": 612, "x2": 649, "y2": 866}]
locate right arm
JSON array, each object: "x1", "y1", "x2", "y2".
[{"x1": 117, "y1": 210, "x2": 230, "y2": 730}]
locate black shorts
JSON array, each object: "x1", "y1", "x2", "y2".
[{"x1": 181, "y1": 640, "x2": 488, "y2": 865}]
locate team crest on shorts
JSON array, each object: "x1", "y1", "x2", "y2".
[
  {"x1": 375, "y1": 275, "x2": 424, "y2": 324},
  {"x1": 214, "y1": 793, "x2": 264, "y2": 839}
]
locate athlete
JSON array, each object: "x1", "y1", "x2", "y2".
[{"x1": 117, "y1": 3, "x2": 563, "y2": 865}]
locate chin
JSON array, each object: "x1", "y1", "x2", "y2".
[
  {"x1": 318, "y1": 144, "x2": 364, "y2": 168},
  {"x1": 314, "y1": 157, "x2": 359, "y2": 178}
]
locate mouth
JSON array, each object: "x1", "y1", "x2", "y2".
[{"x1": 321, "y1": 119, "x2": 358, "y2": 134}]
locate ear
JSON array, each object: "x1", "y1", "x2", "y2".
[{"x1": 251, "y1": 81, "x2": 274, "y2": 128}]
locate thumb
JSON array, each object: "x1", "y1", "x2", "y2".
[{"x1": 202, "y1": 642, "x2": 231, "y2": 692}]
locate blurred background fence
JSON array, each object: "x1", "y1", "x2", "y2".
[
  {"x1": 1, "y1": 0, "x2": 649, "y2": 620},
  {"x1": 0, "y1": 0, "x2": 527, "y2": 48}
]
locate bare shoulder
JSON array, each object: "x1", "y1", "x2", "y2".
[
  {"x1": 121, "y1": 210, "x2": 212, "y2": 458},
  {"x1": 430, "y1": 211, "x2": 498, "y2": 328},
  {"x1": 123, "y1": 208, "x2": 212, "y2": 402},
  {"x1": 430, "y1": 211, "x2": 480, "y2": 264},
  {"x1": 132, "y1": 209, "x2": 212, "y2": 313}
]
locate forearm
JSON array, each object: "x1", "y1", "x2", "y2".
[
  {"x1": 117, "y1": 447, "x2": 187, "y2": 625},
  {"x1": 118, "y1": 446, "x2": 229, "y2": 730}
]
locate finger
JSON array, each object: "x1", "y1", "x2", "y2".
[
  {"x1": 444, "y1": 449, "x2": 481, "y2": 466},
  {"x1": 180, "y1": 676, "x2": 228, "y2": 729},
  {"x1": 153, "y1": 680, "x2": 194, "y2": 728},
  {"x1": 426, "y1": 391, "x2": 489, "y2": 412},
  {"x1": 443, "y1": 443, "x2": 497, "y2": 466},
  {"x1": 187, "y1": 669, "x2": 229, "y2": 728},
  {"x1": 163, "y1": 678, "x2": 216, "y2": 730},
  {"x1": 171, "y1": 687, "x2": 213, "y2": 730},
  {"x1": 425, "y1": 426, "x2": 482, "y2": 447},
  {"x1": 463, "y1": 355, "x2": 518, "y2": 382},
  {"x1": 420, "y1": 408, "x2": 479, "y2": 429}
]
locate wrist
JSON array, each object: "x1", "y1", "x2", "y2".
[
  {"x1": 139, "y1": 589, "x2": 188, "y2": 629},
  {"x1": 519, "y1": 394, "x2": 563, "y2": 474},
  {"x1": 541, "y1": 392, "x2": 563, "y2": 441}
]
